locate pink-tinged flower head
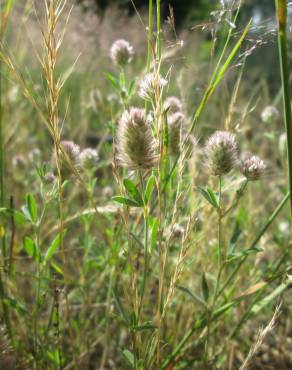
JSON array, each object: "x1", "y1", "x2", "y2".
[
  {"x1": 164, "y1": 96, "x2": 183, "y2": 114},
  {"x1": 116, "y1": 107, "x2": 157, "y2": 170},
  {"x1": 110, "y1": 39, "x2": 134, "y2": 67},
  {"x1": 79, "y1": 148, "x2": 99, "y2": 171},
  {"x1": 240, "y1": 155, "x2": 266, "y2": 181},
  {"x1": 59, "y1": 140, "x2": 80, "y2": 178},
  {"x1": 168, "y1": 112, "x2": 185, "y2": 156},
  {"x1": 261, "y1": 105, "x2": 279, "y2": 124},
  {"x1": 205, "y1": 131, "x2": 238, "y2": 176}
]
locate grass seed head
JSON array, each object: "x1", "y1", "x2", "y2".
[
  {"x1": 205, "y1": 131, "x2": 238, "y2": 176},
  {"x1": 139, "y1": 73, "x2": 168, "y2": 101}
]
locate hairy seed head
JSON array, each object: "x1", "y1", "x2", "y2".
[
  {"x1": 139, "y1": 73, "x2": 168, "y2": 101},
  {"x1": 172, "y1": 223, "x2": 185, "y2": 239},
  {"x1": 164, "y1": 96, "x2": 183, "y2": 114},
  {"x1": 12, "y1": 155, "x2": 26, "y2": 169},
  {"x1": 205, "y1": 131, "x2": 238, "y2": 176},
  {"x1": 168, "y1": 112, "x2": 184, "y2": 156},
  {"x1": 116, "y1": 107, "x2": 157, "y2": 170},
  {"x1": 59, "y1": 140, "x2": 80, "y2": 178},
  {"x1": 79, "y1": 148, "x2": 99, "y2": 171},
  {"x1": 261, "y1": 105, "x2": 279, "y2": 124},
  {"x1": 240, "y1": 155, "x2": 266, "y2": 181},
  {"x1": 44, "y1": 172, "x2": 56, "y2": 184},
  {"x1": 110, "y1": 39, "x2": 134, "y2": 67},
  {"x1": 103, "y1": 186, "x2": 114, "y2": 198}
]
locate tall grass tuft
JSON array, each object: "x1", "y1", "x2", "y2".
[{"x1": 275, "y1": 0, "x2": 292, "y2": 214}]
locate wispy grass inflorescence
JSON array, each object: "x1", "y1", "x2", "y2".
[
  {"x1": 139, "y1": 72, "x2": 168, "y2": 101},
  {"x1": 116, "y1": 107, "x2": 157, "y2": 170},
  {"x1": 110, "y1": 39, "x2": 134, "y2": 67},
  {"x1": 205, "y1": 130, "x2": 238, "y2": 176},
  {"x1": 240, "y1": 155, "x2": 267, "y2": 181}
]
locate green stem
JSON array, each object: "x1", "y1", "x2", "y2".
[
  {"x1": 138, "y1": 171, "x2": 149, "y2": 320},
  {"x1": 218, "y1": 191, "x2": 290, "y2": 297},
  {"x1": 222, "y1": 179, "x2": 248, "y2": 218},
  {"x1": 160, "y1": 191, "x2": 289, "y2": 370},
  {"x1": 147, "y1": 0, "x2": 153, "y2": 72},
  {"x1": 156, "y1": 0, "x2": 161, "y2": 61},
  {"x1": 275, "y1": 0, "x2": 292, "y2": 214}
]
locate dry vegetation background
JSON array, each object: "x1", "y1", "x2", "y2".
[{"x1": 0, "y1": 0, "x2": 291, "y2": 369}]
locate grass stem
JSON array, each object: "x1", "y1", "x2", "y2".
[{"x1": 275, "y1": 0, "x2": 292, "y2": 214}]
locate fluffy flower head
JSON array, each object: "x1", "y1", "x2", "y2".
[
  {"x1": 205, "y1": 131, "x2": 238, "y2": 176},
  {"x1": 168, "y1": 112, "x2": 185, "y2": 156},
  {"x1": 261, "y1": 105, "x2": 279, "y2": 124},
  {"x1": 110, "y1": 39, "x2": 134, "y2": 66},
  {"x1": 79, "y1": 148, "x2": 99, "y2": 171},
  {"x1": 240, "y1": 155, "x2": 266, "y2": 181},
  {"x1": 164, "y1": 96, "x2": 182, "y2": 114},
  {"x1": 116, "y1": 108, "x2": 157, "y2": 170}
]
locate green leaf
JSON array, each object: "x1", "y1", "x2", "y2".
[
  {"x1": 128, "y1": 79, "x2": 136, "y2": 96},
  {"x1": 5, "y1": 0, "x2": 16, "y2": 14},
  {"x1": 227, "y1": 223, "x2": 242, "y2": 256},
  {"x1": 197, "y1": 186, "x2": 219, "y2": 209},
  {"x1": 2, "y1": 296, "x2": 27, "y2": 315},
  {"x1": 23, "y1": 236, "x2": 39, "y2": 261},
  {"x1": 112, "y1": 196, "x2": 141, "y2": 207},
  {"x1": 26, "y1": 193, "x2": 37, "y2": 223},
  {"x1": 121, "y1": 349, "x2": 135, "y2": 368},
  {"x1": 251, "y1": 282, "x2": 290, "y2": 314},
  {"x1": 104, "y1": 72, "x2": 120, "y2": 91},
  {"x1": 228, "y1": 246, "x2": 263, "y2": 261},
  {"x1": 123, "y1": 178, "x2": 144, "y2": 206},
  {"x1": 201, "y1": 273, "x2": 209, "y2": 302},
  {"x1": 0, "y1": 208, "x2": 28, "y2": 225},
  {"x1": 135, "y1": 322, "x2": 157, "y2": 332},
  {"x1": 150, "y1": 218, "x2": 159, "y2": 253},
  {"x1": 144, "y1": 175, "x2": 155, "y2": 204},
  {"x1": 176, "y1": 285, "x2": 207, "y2": 308},
  {"x1": 43, "y1": 233, "x2": 62, "y2": 266}
]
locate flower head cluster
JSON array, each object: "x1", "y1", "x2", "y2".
[
  {"x1": 116, "y1": 107, "x2": 157, "y2": 170},
  {"x1": 139, "y1": 73, "x2": 168, "y2": 101},
  {"x1": 110, "y1": 39, "x2": 134, "y2": 67},
  {"x1": 261, "y1": 105, "x2": 279, "y2": 124},
  {"x1": 168, "y1": 112, "x2": 184, "y2": 156},
  {"x1": 164, "y1": 96, "x2": 182, "y2": 114},
  {"x1": 240, "y1": 155, "x2": 266, "y2": 181},
  {"x1": 205, "y1": 131, "x2": 238, "y2": 176},
  {"x1": 79, "y1": 148, "x2": 99, "y2": 171}
]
